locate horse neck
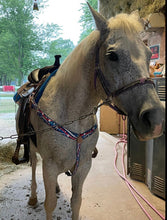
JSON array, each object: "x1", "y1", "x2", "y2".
[{"x1": 40, "y1": 31, "x2": 101, "y2": 123}]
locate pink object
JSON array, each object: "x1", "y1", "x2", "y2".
[
  {"x1": 2, "y1": 86, "x2": 15, "y2": 92},
  {"x1": 114, "y1": 118, "x2": 165, "y2": 220}
]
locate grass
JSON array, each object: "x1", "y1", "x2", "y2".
[
  {"x1": 0, "y1": 93, "x2": 14, "y2": 97},
  {"x1": 0, "y1": 142, "x2": 15, "y2": 163},
  {"x1": 0, "y1": 97, "x2": 18, "y2": 114}
]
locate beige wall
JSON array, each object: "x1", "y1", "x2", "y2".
[{"x1": 100, "y1": 105, "x2": 127, "y2": 134}]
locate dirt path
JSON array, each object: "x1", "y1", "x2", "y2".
[{"x1": 0, "y1": 163, "x2": 72, "y2": 220}]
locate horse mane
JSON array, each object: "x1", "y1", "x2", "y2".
[
  {"x1": 56, "y1": 30, "x2": 99, "y2": 87},
  {"x1": 108, "y1": 13, "x2": 143, "y2": 35}
]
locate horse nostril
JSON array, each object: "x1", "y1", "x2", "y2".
[
  {"x1": 140, "y1": 110, "x2": 151, "y2": 127},
  {"x1": 140, "y1": 108, "x2": 163, "y2": 128}
]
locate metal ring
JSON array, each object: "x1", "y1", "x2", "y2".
[{"x1": 10, "y1": 134, "x2": 18, "y2": 139}]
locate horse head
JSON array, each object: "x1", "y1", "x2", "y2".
[{"x1": 88, "y1": 3, "x2": 165, "y2": 141}]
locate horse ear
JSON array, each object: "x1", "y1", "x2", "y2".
[{"x1": 87, "y1": 2, "x2": 108, "y2": 34}]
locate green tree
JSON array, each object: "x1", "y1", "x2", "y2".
[
  {"x1": 31, "y1": 23, "x2": 62, "y2": 67},
  {"x1": 0, "y1": 0, "x2": 43, "y2": 85},
  {"x1": 32, "y1": 24, "x2": 75, "y2": 68},
  {"x1": 0, "y1": 0, "x2": 76, "y2": 85},
  {"x1": 47, "y1": 38, "x2": 75, "y2": 63},
  {"x1": 0, "y1": 28, "x2": 17, "y2": 84},
  {"x1": 78, "y1": 0, "x2": 98, "y2": 43},
  {"x1": 35, "y1": 37, "x2": 75, "y2": 68}
]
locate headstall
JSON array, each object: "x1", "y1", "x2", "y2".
[{"x1": 94, "y1": 47, "x2": 155, "y2": 115}]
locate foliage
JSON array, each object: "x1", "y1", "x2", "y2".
[
  {"x1": 0, "y1": 0, "x2": 75, "y2": 85},
  {"x1": 34, "y1": 24, "x2": 75, "y2": 68},
  {"x1": 47, "y1": 38, "x2": 75, "y2": 63},
  {"x1": 0, "y1": 0, "x2": 43, "y2": 85},
  {"x1": 30, "y1": 23, "x2": 62, "y2": 68},
  {"x1": 78, "y1": 0, "x2": 98, "y2": 43},
  {"x1": 0, "y1": 0, "x2": 40, "y2": 84}
]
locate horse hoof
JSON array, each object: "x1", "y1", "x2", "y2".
[
  {"x1": 56, "y1": 185, "x2": 60, "y2": 193},
  {"x1": 28, "y1": 197, "x2": 38, "y2": 206}
]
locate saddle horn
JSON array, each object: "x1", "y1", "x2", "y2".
[{"x1": 28, "y1": 55, "x2": 61, "y2": 83}]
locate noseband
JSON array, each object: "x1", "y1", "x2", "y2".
[{"x1": 94, "y1": 47, "x2": 155, "y2": 115}]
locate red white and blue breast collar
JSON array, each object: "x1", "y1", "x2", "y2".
[{"x1": 30, "y1": 95, "x2": 97, "y2": 176}]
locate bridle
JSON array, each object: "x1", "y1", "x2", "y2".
[{"x1": 94, "y1": 47, "x2": 155, "y2": 115}]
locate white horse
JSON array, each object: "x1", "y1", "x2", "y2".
[{"x1": 16, "y1": 4, "x2": 164, "y2": 220}]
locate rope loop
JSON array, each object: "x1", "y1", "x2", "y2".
[{"x1": 122, "y1": 115, "x2": 126, "y2": 121}]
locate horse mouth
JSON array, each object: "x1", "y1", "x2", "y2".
[{"x1": 133, "y1": 122, "x2": 164, "y2": 141}]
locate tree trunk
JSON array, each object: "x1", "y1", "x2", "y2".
[{"x1": 4, "y1": 75, "x2": 7, "y2": 85}]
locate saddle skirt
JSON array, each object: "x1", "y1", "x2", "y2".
[{"x1": 13, "y1": 73, "x2": 50, "y2": 105}]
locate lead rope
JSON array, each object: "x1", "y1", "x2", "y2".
[{"x1": 114, "y1": 116, "x2": 165, "y2": 220}]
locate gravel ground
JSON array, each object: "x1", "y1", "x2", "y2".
[{"x1": 0, "y1": 114, "x2": 73, "y2": 219}]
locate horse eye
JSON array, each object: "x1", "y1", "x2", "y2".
[{"x1": 107, "y1": 51, "x2": 118, "y2": 61}]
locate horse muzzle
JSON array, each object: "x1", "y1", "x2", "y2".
[
  {"x1": 132, "y1": 107, "x2": 165, "y2": 141},
  {"x1": 134, "y1": 122, "x2": 164, "y2": 141}
]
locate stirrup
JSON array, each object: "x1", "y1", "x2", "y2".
[{"x1": 12, "y1": 138, "x2": 29, "y2": 165}]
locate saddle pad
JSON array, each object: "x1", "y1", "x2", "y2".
[{"x1": 35, "y1": 68, "x2": 58, "y2": 104}]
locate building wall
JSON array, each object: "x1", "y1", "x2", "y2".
[
  {"x1": 141, "y1": 28, "x2": 165, "y2": 64},
  {"x1": 159, "y1": 28, "x2": 165, "y2": 64}
]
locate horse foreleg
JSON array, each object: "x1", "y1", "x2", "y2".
[
  {"x1": 43, "y1": 160, "x2": 58, "y2": 220},
  {"x1": 28, "y1": 148, "x2": 38, "y2": 206},
  {"x1": 71, "y1": 162, "x2": 91, "y2": 220}
]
